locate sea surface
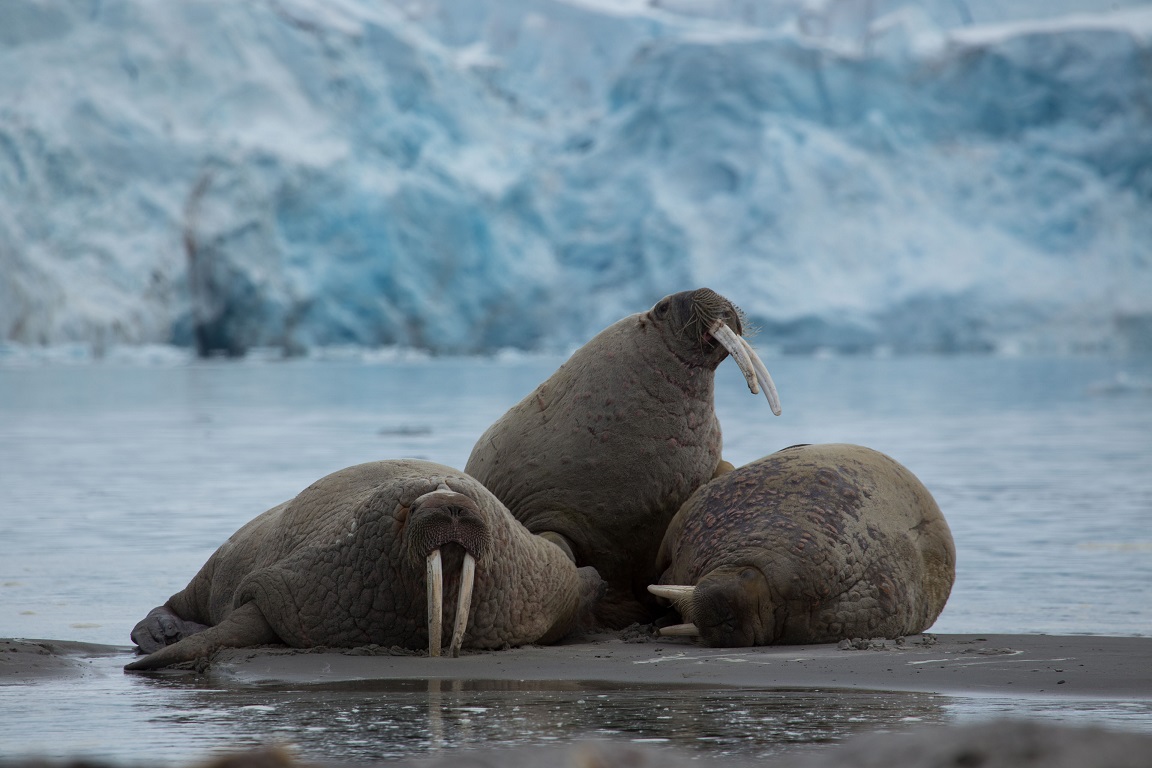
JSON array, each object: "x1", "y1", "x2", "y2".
[{"x1": 1, "y1": 350, "x2": 1151, "y2": 764}]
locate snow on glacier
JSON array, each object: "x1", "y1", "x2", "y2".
[{"x1": 0, "y1": 0, "x2": 1149, "y2": 356}]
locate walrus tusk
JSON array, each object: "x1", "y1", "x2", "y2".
[
  {"x1": 711, "y1": 322, "x2": 760, "y2": 395},
  {"x1": 658, "y1": 623, "x2": 701, "y2": 637},
  {"x1": 648, "y1": 584, "x2": 696, "y2": 601},
  {"x1": 739, "y1": 336, "x2": 783, "y2": 416},
  {"x1": 428, "y1": 549, "x2": 476, "y2": 658},
  {"x1": 711, "y1": 322, "x2": 783, "y2": 416},
  {"x1": 648, "y1": 583, "x2": 696, "y2": 616},
  {"x1": 448, "y1": 552, "x2": 476, "y2": 658},
  {"x1": 427, "y1": 550, "x2": 443, "y2": 657}
]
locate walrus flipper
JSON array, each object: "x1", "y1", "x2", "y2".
[
  {"x1": 130, "y1": 605, "x2": 211, "y2": 653},
  {"x1": 712, "y1": 459, "x2": 736, "y2": 479},
  {"x1": 538, "y1": 565, "x2": 606, "y2": 644},
  {"x1": 537, "y1": 530, "x2": 576, "y2": 563},
  {"x1": 125, "y1": 601, "x2": 279, "y2": 671}
]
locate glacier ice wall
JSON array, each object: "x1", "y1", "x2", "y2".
[{"x1": 1, "y1": 0, "x2": 1150, "y2": 355}]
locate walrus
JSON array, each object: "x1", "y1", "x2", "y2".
[
  {"x1": 465, "y1": 288, "x2": 781, "y2": 629},
  {"x1": 125, "y1": 459, "x2": 602, "y2": 670},
  {"x1": 649, "y1": 444, "x2": 956, "y2": 646}
]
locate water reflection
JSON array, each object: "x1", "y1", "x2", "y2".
[
  {"x1": 135, "y1": 676, "x2": 948, "y2": 763},
  {"x1": 6, "y1": 648, "x2": 1152, "y2": 766}
]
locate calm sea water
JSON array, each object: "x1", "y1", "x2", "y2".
[{"x1": 1, "y1": 350, "x2": 1151, "y2": 763}]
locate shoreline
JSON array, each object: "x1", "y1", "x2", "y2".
[{"x1": 4, "y1": 633, "x2": 1150, "y2": 700}]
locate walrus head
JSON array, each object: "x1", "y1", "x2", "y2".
[
  {"x1": 648, "y1": 566, "x2": 772, "y2": 647},
  {"x1": 405, "y1": 484, "x2": 494, "y2": 657},
  {"x1": 644, "y1": 288, "x2": 782, "y2": 415}
]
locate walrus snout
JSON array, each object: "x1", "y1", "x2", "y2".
[
  {"x1": 407, "y1": 491, "x2": 493, "y2": 561},
  {"x1": 691, "y1": 568, "x2": 774, "y2": 647},
  {"x1": 649, "y1": 288, "x2": 743, "y2": 345},
  {"x1": 648, "y1": 288, "x2": 782, "y2": 416},
  {"x1": 691, "y1": 287, "x2": 744, "y2": 339},
  {"x1": 649, "y1": 566, "x2": 773, "y2": 646},
  {"x1": 407, "y1": 486, "x2": 491, "y2": 658}
]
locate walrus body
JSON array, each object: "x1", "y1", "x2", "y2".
[
  {"x1": 126, "y1": 460, "x2": 599, "y2": 670},
  {"x1": 652, "y1": 444, "x2": 955, "y2": 646},
  {"x1": 466, "y1": 289, "x2": 780, "y2": 629}
]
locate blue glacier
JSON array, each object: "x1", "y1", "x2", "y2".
[{"x1": 1, "y1": 0, "x2": 1149, "y2": 356}]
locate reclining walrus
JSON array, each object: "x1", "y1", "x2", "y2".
[
  {"x1": 125, "y1": 460, "x2": 602, "y2": 670},
  {"x1": 466, "y1": 288, "x2": 781, "y2": 629},
  {"x1": 650, "y1": 444, "x2": 956, "y2": 646}
]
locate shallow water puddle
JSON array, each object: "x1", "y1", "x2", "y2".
[
  {"x1": 7, "y1": 648, "x2": 1152, "y2": 766},
  {"x1": 2, "y1": 651, "x2": 950, "y2": 764}
]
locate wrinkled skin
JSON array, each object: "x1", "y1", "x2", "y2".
[
  {"x1": 126, "y1": 460, "x2": 601, "y2": 670},
  {"x1": 466, "y1": 288, "x2": 747, "y2": 629},
  {"x1": 654, "y1": 444, "x2": 956, "y2": 647}
]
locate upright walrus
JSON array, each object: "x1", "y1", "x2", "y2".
[
  {"x1": 650, "y1": 444, "x2": 956, "y2": 646},
  {"x1": 125, "y1": 459, "x2": 602, "y2": 670},
  {"x1": 466, "y1": 288, "x2": 781, "y2": 629}
]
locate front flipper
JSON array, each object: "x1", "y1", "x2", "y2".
[
  {"x1": 130, "y1": 605, "x2": 211, "y2": 653},
  {"x1": 537, "y1": 531, "x2": 576, "y2": 563},
  {"x1": 124, "y1": 601, "x2": 280, "y2": 671}
]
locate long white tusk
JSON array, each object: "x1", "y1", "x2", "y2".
[
  {"x1": 648, "y1": 583, "x2": 696, "y2": 615},
  {"x1": 647, "y1": 584, "x2": 697, "y2": 601},
  {"x1": 711, "y1": 322, "x2": 760, "y2": 395},
  {"x1": 739, "y1": 336, "x2": 782, "y2": 416},
  {"x1": 448, "y1": 553, "x2": 476, "y2": 658},
  {"x1": 658, "y1": 623, "x2": 701, "y2": 637},
  {"x1": 426, "y1": 550, "x2": 443, "y2": 657}
]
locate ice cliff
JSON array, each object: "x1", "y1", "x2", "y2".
[{"x1": 1, "y1": 0, "x2": 1150, "y2": 356}]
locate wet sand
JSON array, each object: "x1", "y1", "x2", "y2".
[
  {"x1": 0, "y1": 638, "x2": 131, "y2": 681},
  {"x1": 209, "y1": 632, "x2": 1152, "y2": 698},
  {"x1": 3, "y1": 633, "x2": 1152, "y2": 767},
  {"x1": 5, "y1": 632, "x2": 1149, "y2": 700}
]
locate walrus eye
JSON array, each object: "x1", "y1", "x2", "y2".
[{"x1": 653, "y1": 300, "x2": 671, "y2": 320}]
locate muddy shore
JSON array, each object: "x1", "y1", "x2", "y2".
[
  {"x1": 3, "y1": 633, "x2": 1152, "y2": 768},
  {"x1": 4, "y1": 632, "x2": 1149, "y2": 700}
]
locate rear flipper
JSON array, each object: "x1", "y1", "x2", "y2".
[
  {"x1": 537, "y1": 565, "x2": 606, "y2": 644},
  {"x1": 575, "y1": 566, "x2": 607, "y2": 628},
  {"x1": 124, "y1": 601, "x2": 281, "y2": 671},
  {"x1": 130, "y1": 605, "x2": 211, "y2": 653}
]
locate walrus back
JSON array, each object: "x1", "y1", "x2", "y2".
[
  {"x1": 657, "y1": 443, "x2": 956, "y2": 644},
  {"x1": 164, "y1": 461, "x2": 418, "y2": 628},
  {"x1": 466, "y1": 315, "x2": 724, "y2": 627}
]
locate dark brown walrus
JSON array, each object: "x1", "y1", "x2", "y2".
[
  {"x1": 466, "y1": 288, "x2": 781, "y2": 629},
  {"x1": 125, "y1": 460, "x2": 602, "y2": 670},
  {"x1": 650, "y1": 444, "x2": 956, "y2": 646}
]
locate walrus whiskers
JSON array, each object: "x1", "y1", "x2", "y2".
[{"x1": 426, "y1": 550, "x2": 443, "y2": 657}]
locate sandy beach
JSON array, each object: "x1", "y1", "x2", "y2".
[{"x1": 5, "y1": 632, "x2": 1150, "y2": 700}]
